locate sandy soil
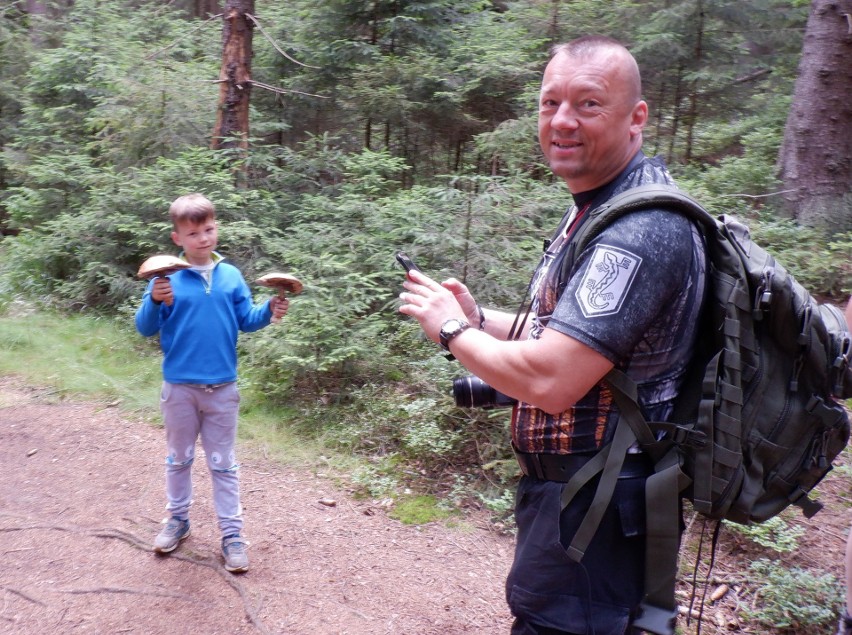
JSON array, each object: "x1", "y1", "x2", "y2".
[
  {"x1": 2, "y1": 375, "x2": 851, "y2": 635},
  {"x1": 0, "y1": 377, "x2": 514, "y2": 635}
]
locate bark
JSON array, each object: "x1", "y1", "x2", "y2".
[
  {"x1": 683, "y1": 0, "x2": 704, "y2": 163},
  {"x1": 195, "y1": 0, "x2": 222, "y2": 18},
  {"x1": 211, "y1": 0, "x2": 254, "y2": 156},
  {"x1": 777, "y1": 0, "x2": 852, "y2": 232}
]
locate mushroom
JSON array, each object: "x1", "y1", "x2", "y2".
[
  {"x1": 255, "y1": 272, "x2": 303, "y2": 323},
  {"x1": 137, "y1": 255, "x2": 191, "y2": 306},
  {"x1": 137, "y1": 255, "x2": 192, "y2": 279}
]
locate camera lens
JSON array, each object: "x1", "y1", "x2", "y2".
[{"x1": 453, "y1": 376, "x2": 516, "y2": 409}]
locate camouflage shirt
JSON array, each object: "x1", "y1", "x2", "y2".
[{"x1": 512, "y1": 154, "x2": 707, "y2": 454}]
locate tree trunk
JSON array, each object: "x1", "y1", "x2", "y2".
[
  {"x1": 667, "y1": 66, "x2": 684, "y2": 162},
  {"x1": 777, "y1": 0, "x2": 852, "y2": 232},
  {"x1": 195, "y1": 0, "x2": 222, "y2": 18},
  {"x1": 211, "y1": 0, "x2": 254, "y2": 158},
  {"x1": 683, "y1": 0, "x2": 704, "y2": 163}
]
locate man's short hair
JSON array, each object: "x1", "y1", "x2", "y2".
[
  {"x1": 549, "y1": 35, "x2": 643, "y2": 103},
  {"x1": 169, "y1": 193, "x2": 216, "y2": 227},
  {"x1": 549, "y1": 35, "x2": 628, "y2": 61}
]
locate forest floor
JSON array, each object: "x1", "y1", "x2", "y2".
[{"x1": 1, "y1": 374, "x2": 850, "y2": 635}]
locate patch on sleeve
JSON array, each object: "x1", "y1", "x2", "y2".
[{"x1": 575, "y1": 244, "x2": 642, "y2": 318}]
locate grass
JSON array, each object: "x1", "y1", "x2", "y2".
[
  {"x1": 0, "y1": 311, "x2": 162, "y2": 413},
  {"x1": 0, "y1": 308, "x2": 484, "y2": 527},
  {"x1": 388, "y1": 494, "x2": 454, "y2": 525},
  {"x1": 0, "y1": 309, "x2": 344, "y2": 471}
]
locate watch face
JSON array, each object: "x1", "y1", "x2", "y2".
[
  {"x1": 440, "y1": 318, "x2": 469, "y2": 351},
  {"x1": 443, "y1": 319, "x2": 463, "y2": 332}
]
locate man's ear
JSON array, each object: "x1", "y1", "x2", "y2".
[
  {"x1": 629, "y1": 100, "x2": 648, "y2": 137},
  {"x1": 171, "y1": 230, "x2": 181, "y2": 247}
]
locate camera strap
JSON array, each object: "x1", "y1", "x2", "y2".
[{"x1": 506, "y1": 203, "x2": 581, "y2": 341}]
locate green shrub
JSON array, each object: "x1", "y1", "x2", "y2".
[
  {"x1": 725, "y1": 515, "x2": 805, "y2": 553},
  {"x1": 740, "y1": 558, "x2": 841, "y2": 633}
]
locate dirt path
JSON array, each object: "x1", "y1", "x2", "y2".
[
  {"x1": 5, "y1": 375, "x2": 852, "y2": 635},
  {"x1": 0, "y1": 378, "x2": 514, "y2": 635}
]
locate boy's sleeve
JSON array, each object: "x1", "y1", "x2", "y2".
[
  {"x1": 234, "y1": 276, "x2": 274, "y2": 332},
  {"x1": 135, "y1": 282, "x2": 164, "y2": 336}
]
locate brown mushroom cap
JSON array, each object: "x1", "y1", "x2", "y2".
[
  {"x1": 255, "y1": 272, "x2": 303, "y2": 295},
  {"x1": 137, "y1": 255, "x2": 192, "y2": 279}
]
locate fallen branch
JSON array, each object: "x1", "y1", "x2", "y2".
[
  {"x1": 248, "y1": 79, "x2": 328, "y2": 99},
  {"x1": 55, "y1": 586, "x2": 199, "y2": 602},
  {"x1": 0, "y1": 585, "x2": 47, "y2": 607},
  {"x1": 246, "y1": 13, "x2": 319, "y2": 68},
  {"x1": 0, "y1": 513, "x2": 270, "y2": 634}
]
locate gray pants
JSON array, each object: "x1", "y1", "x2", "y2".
[{"x1": 159, "y1": 381, "x2": 243, "y2": 538}]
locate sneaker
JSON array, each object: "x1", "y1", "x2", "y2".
[
  {"x1": 839, "y1": 610, "x2": 852, "y2": 635},
  {"x1": 153, "y1": 517, "x2": 191, "y2": 553},
  {"x1": 222, "y1": 534, "x2": 249, "y2": 573}
]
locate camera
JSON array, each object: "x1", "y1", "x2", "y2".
[{"x1": 453, "y1": 375, "x2": 517, "y2": 409}]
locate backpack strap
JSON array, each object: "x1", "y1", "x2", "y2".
[
  {"x1": 558, "y1": 368, "x2": 690, "y2": 635},
  {"x1": 560, "y1": 184, "x2": 716, "y2": 285},
  {"x1": 555, "y1": 184, "x2": 714, "y2": 635},
  {"x1": 559, "y1": 400, "x2": 636, "y2": 561}
]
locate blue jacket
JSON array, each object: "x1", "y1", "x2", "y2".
[{"x1": 135, "y1": 254, "x2": 272, "y2": 384}]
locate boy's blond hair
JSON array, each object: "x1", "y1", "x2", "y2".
[{"x1": 169, "y1": 193, "x2": 216, "y2": 227}]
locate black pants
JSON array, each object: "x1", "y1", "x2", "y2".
[
  {"x1": 505, "y1": 467, "x2": 649, "y2": 635},
  {"x1": 510, "y1": 618, "x2": 645, "y2": 635}
]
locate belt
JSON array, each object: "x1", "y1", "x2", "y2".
[
  {"x1": 184, "y1": 382, "x2": 233, "y2": 392},
  {"x1": 513, "y1": 447, "x2": 652, "y2": 482}
]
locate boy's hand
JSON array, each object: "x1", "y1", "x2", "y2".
[
  {"x1": 270, "y1": 296, "x2": 289, "y2": 322},
  {"x1": 151, "y1": 277, "x2": 174, "y2": 306}
]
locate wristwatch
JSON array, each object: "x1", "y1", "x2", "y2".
[{"x1": 439, "y1": 318, "x2": 470, "y2": 351}]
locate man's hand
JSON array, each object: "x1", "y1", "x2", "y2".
[
  {"x1": 440, "y1": 277, "x2": 484, "y2": 328},
  {"x1": 151, "y1": 277, "x2": 174, "y2": 306},
  {"x1": 399, "y1": 270, "x2": 467, "y2": 344}
]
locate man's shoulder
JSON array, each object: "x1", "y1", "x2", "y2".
[{"x1": 599, "y1": 205, "x2": 696, "y2": 241}]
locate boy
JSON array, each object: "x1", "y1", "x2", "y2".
[{"x1": 135, "y1": 193, "x2": 288, "y2": 573}]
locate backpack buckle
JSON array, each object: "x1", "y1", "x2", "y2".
[
  {"x1": 753, "y1": 270, "x2": 773, "y2": 321},
  {"x1": 668, "y1": 425, "x2": 707, "y2": 448}
]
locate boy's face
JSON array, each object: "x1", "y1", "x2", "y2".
[{"x1": 171, "y1": 218, "x2": 218, "y2": 266}]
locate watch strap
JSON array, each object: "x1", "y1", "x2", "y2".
[{"x1": 439, "y1": 318, "x2": 470, "y2": 351}]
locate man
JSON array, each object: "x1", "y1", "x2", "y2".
[{"x1": 399, "y1": 36, "x2": 706, "y2": 634}]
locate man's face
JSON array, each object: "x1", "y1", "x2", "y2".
[
  {"x1": 538, "y1": 50, "x2": 647, "y2": 193},
  {"x1": 171, "y1": 218, "x2": 218, "y2": 265}
]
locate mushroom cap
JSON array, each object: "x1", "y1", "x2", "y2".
[
  {"x1": 137, "y1": 255, "x2": 192, "y2": 279},
  {"x1": 255, "y1": 272, "x2": 303, "y2": 295}
]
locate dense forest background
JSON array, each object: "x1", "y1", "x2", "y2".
[
  {"x1": 1, "y1": 0, "x2": 852, "y2": 557},
  {"x1": 2, "y1": 1, "x2": 852, "y2": 630}
]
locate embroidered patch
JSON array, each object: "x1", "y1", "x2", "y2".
[{"x1": 575, "y1": 244, "x2": 642, "y2": 317}]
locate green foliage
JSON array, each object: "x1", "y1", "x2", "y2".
[
  {"x1": 673, "y1": 140, "x2": 852, "y2": 298},
  {"x1": 7, "y1": 0, "x2": 219, "y2": 173},
  {"x1": 389, "y1": 494, "x2": 453, "y2": 525},
  {"x1": 725, "y1": 515, "x2": 805, "y2": 553},
  {"x1": 0, "y1": 0, "x2": 848, "y2": 546},
  {"x1": 740, "y1": 558, "x2": 841, "y2": 633},
  {"x1": 748, "y1": 217, "x2": 852, "y2": 298},
  {"x1": 0, "y1": 148, "x2": 284, "y2": 310}
]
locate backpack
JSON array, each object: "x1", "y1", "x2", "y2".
[{"x1": 554, "y1": 184, "x2": 852, "y2": 635}]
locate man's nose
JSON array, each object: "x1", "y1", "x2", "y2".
[{"x1": 551, "y1": 103, "x2": 579, "y2": 130}]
